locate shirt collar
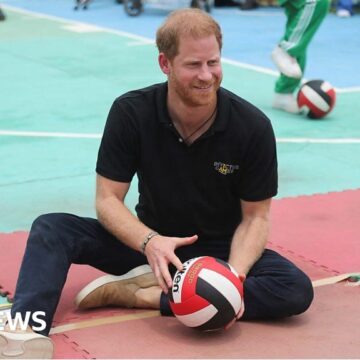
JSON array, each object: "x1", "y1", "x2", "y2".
[{"x1": 156, "y1": 82, "x2": 229, "y2": 133}]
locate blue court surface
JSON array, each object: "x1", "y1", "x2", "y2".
[{"x1": 2, "y1": 0, "x2": 360, "y2": 87}]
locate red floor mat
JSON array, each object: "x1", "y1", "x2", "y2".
[
  {"x1": 1, "y1": 190, "x2": 359, "y2": 358},
  {"x1": 2, "y1": 189, "x2": 359, "y2": 298},
  {"x1": 0, "y1": 232, "x2": 108, "y2": 358},
  {"x1": 270, "y1": 189, "x2": 360, "y2": 274},
  {"x1": 1, "y1": 231, "x2": 357, "y2": 358},
  {"x1": 51, "y1": 283, "x2": 360, "y2": 359}
]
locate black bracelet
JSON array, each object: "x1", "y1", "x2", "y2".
[{"x1": 141, "y1": 231, "x2": 159, "y2": 254}]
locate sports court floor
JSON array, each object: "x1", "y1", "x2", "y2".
[{"x1": 0, "y1": 0, "x2": 359, "y2": 358}]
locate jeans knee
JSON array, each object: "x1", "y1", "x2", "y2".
[
  {"x1": 30, "y1": 213, "x2": 74, "y2": 249},
  {"x1": 29, "y1": 213, "x2": 99, "y2": 264},
  {"x1": 32, "y1": 213, "x2": 67, "y2": 234},
  {"x1": 288, "y1": 272, "x2": 314, "y2": 315}
]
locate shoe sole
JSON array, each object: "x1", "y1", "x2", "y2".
[
  {"x1": 0, "y1": 333, "x2": 53, "y2": 359},
  {"x1": 272, "y1": 102, "x2": 300, "y2": 114},
  {"x1": 271, "y1": 52, "x2": 302, "y2": 79},
  {"x1": 74, "y1": 264, "x2": 156, "y2": 308}
]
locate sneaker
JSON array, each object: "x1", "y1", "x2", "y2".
[
  {"x1": 75, "y1": 264, "x2": 158, "y2": 309},
  {"x1": 271, "y1": 46, "x2": 302, "y2": 79},
  {"x1": 336, "y1": 9, "x2": 351, "y2": 17},
  {"x1": 272, "y1": 93, "x2": 300, "y2": 114},
  {"x1": 0, "y1": 330, "x2": 53, "y2": 359}
]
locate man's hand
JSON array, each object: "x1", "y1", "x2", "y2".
[
  {"x1": 144, "y1": 234, "x2": 198, "y2": 293},
  {"x1": 236, "y1": 300, "x2": 245, "y2": 320},
  {"x1": 236, "y1": 274, "x2": 246, "y2": 320},
  {"x1": 224, "y1": 274, "x2": 245, "y2": 330}
]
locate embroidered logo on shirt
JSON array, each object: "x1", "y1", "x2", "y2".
[{"x1": 214, "y1": 162, "x2": 239, "y2": 175}]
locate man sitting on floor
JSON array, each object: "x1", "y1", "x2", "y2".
[{"x1": 0, "y1": 8, "x2": 313, "y2": 359}]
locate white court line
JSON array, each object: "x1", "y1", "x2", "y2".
[
  {"x1": 3, "y1": 4, "x2": 359, "y2": 92},
  {"x1": 1, "y1": 130, "x2": 360, "y2": 144},
  {"x1": 2, "y1": 4, "x2": 153, "y2": 44},
  {"x1": 335, "y1": 86, "x2": 360, "y2": 94},
  {"x1": 126, "y1": 41, "x2": 154, "y2": 46},
  {"x1": 62, "y1": 23, "x2": 105, "y2": 33},
  {"x1": 0, "y1": 130, "x2": 101, "y2": 139},
  {"x1": 222, "y1": 58, "x2": 278, "y2": 77},
  {"x1": 276, "y1": 137, "x2": 360, "y2": 144}
]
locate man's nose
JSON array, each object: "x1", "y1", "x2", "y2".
[{"x1": 197, "y1": 65, "x2": 212, "y2": 82}]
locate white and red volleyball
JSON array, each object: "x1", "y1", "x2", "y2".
[
  {"x1": 297, "y1": 80, "x2": 336, "y2": 119},
  {"x1": 169, "y1": 256, "x2": 243, "y2": 331}
]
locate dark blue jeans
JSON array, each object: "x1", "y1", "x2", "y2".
[{"x1": 11, "y1": 213, "x2": 314, "y2": 336}]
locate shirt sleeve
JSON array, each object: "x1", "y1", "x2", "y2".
[
  {"x1": 238, "y1": 119, "x2": 278, "y2": 201},
  {"x1": 96, "y1": 99, "x2": 139, "y2": 182}
]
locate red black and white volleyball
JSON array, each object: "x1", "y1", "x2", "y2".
[
  {"x1": 297, "y1": 80, "x2": 336, "y2": 119},
  {"x1": 169, "y1": 256, "x2": 243, "y2": 331}
]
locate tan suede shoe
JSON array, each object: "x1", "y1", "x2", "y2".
[{"x1": 75, "y1": 265, "x2": 158, "y2": 309}]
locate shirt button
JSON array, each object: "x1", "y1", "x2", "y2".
[{"x1": 179, "y1": 138, "x2": 183, "y2": 143}]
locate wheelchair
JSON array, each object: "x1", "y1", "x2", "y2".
[{"x1": 124, "y1": 0, "x2": 213, "y2": 16}]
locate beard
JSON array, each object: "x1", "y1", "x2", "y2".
[{"x1": 169, "y1": 72, "x2": 222, "y2": 107}]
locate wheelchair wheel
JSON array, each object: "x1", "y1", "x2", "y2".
[
  {"x1": 124, "y1": 0, "x2": 143, "y2": 16},
  {"x1": 190, "y1": 0, "x2": 212, "y2": 13}
]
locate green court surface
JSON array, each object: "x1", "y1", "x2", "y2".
[
  {"x1": 1, "y1": 9, "x2": 360, "y2": 232},
  {"x1": 0, "y1": 296, "x2": 11, "y2": 309}
]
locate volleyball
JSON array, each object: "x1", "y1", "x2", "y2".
[
  {"x1": 297, "y1": 80, "x2": 336, "y2": 119},
  {"x1": 169, "y1": 256, "x2": 243, "y2": 331}
]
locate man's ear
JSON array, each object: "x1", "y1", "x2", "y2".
[{"x1": 158, "y1": 53, "x2": 171, "y2": 75}]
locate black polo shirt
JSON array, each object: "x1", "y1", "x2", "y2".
[{"x1": 96, "y1": 82, "x2": 277, "y2": 248}]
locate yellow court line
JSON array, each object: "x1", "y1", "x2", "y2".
[
  {"x1": 0, "y1": 303, "x2": 12, "y2": 310},
  {"x1": 49, "y1": 310, "x2": 160, "y2": 335},
  {"x1": 312, "y1": 272, "x2": 360, "y2": 288}
]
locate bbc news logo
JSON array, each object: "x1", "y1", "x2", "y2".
[{"x1": 0, "y1": 311, "x2": 46, "y2": 331}]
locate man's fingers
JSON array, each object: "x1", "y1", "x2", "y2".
[
  {"x1": 153, "y1": 265, "x2": 169, "y2": 293},
  {"x1": 168, "y1": 254, "x2": 184, "y2": 272},
  {"x1": 158, "y1": 260, "x2": 173, "y2": 289},
  {"x1": 186, "y1": 235, "x2": 198, "y2": 243},
  {"x1": 175, "y1": 235, "x2": 198, "y2": 248},
  {"x1": 146, "y1": 235, "x2": 198, "y2": 292}
]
